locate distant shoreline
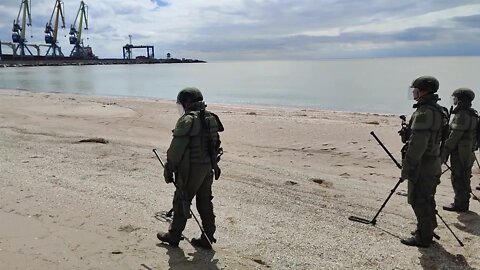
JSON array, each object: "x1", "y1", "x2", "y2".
[
  {"x1": 0, "y1": 88, "x2": 398, "y2": 117},
  {"x1": 0, "y1": 57, "x2": 206, "y2": 67}
]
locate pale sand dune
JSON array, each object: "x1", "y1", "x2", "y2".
[{"x1": 0, "y1": 89, "x2": 479, "y2": 269}]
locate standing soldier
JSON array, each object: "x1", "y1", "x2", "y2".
[
  {"x1": 442, "y1": 88, "x2": 477, "y2": 212},
  {"x1": 157, "y1": 87, "x2": 223, "y2": 249},
  {"x1": 400, "y1": 76, "x2": 447, "y2": 247}
]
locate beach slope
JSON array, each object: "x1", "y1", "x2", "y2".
[{"x1": 0, "y1": 89, "x2": 478, "y2": 269}]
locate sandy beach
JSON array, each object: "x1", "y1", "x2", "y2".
[{"x1": 0, "y1": 89, "x2": 479, "y2": 269}]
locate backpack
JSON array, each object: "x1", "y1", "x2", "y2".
[
  {"x1": 439, "y1": 105, "x2": 451, "y2": 152},
  {"x1": 473, "y1": 109, "x2": 480, "y2": 150},
  {"x1": 453, "y1": 107, "x2": 479, "y2": 151}
]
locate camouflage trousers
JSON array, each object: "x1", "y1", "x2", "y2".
[
  {"x1": 408, "y1": 156, "x2": 441, "y2": 243},
  {"x1": 169, "y1": 163, "x2": 216, "y2": 241},
  {"x1": 449, "y1": 151, "x2": 474, "y2": 208}
]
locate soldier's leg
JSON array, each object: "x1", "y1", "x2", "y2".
[
  {"x1": 426, "y1": 159, "x2": 440, "y2": 239},
  {"x1": 158, "y1": 190, "x2": 188, "y2": 246},
  {"x1": 410, "y1": 186, "x2": 438, "y2": 235},
  {"x1": 167, "y1": 190, "x2": 189, "y2": 241},
  {"x1": 164, "y1": 164, "x2": 211, "y2": 244},
  {"x1": 406, "y1": 159, "x2": 440, "y2": 246},
  {"x1": 449, "y1": 153, "x2": 471, "y2": 209},
  {"x1": 195, "y1": 170, "x2": 216, "y2": 241},
  {"x1": 180, "y1": 163, "x2": 215, "y2": 249},
  {"x1": 412, "y1": 182, "x2": 438, "y2": 244}
]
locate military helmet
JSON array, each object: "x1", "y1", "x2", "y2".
[
  {"x1": 177, "y1": 87, "x2": 203, "y2": 104},
  {"x1": 411, "y1": 76, "x2": 439, "y2": 93},
  {"x1": 452, "y1": 88, "x2": 475, "y2": 102}
]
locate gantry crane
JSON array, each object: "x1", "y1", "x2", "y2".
[
  {"x1": 69, "y1": 1, "x2": 94, "y2": 58},
  {"x1": 11, "y1": 0, "x2": 33, "y2": 57},
  {"x1": 44, "y1": 0, "x2": 66, "y2": 57}
]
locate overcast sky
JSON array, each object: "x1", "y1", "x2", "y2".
[{"x1": 1, "y1": 0, "x2": 480, "y2": 61}]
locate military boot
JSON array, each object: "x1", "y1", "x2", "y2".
[
  {"x1": 400, "y1": 237, "x2": 431, "y2": 248},
  {"x1": 191, "y1": 235, "x2": 216, "y2": 250},
  {"x1": 410, "y1": 230, "x2": 440, "y2": 240},
  {"x1": 157, "y1": 232, "x2": 180, "y2": 247},
  {"x1": 443, "y1": 203, "x2": 468, "y2": 212}
]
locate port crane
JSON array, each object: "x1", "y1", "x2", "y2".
[
  {"x1": 44, "y1": 0, "x2": 66, "y2": 57},
  {"x1": 69, "y1": 1, "x2": 93, "y2": 58},
  {"x1": 11, "y1": 0, "x2": 33, "y2": 57},
  {"x1": 122, "y1": 35, "x2": 155, "y2": 60}
]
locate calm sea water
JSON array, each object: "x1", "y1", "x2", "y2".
[{"x1": 1, "y1": 57, "x2": 479, "y2": 114}]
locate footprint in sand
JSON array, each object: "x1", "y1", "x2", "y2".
[
  {"x1": 285, "y1": 180, "x2": 298, "y2": 185},
  {"x1": 251, "y1": 257, "x2": 270, "y2": 268},
  {"x1": 118, "y1": 224, "x2": 140, "y2": 233},
  {"x1": 227, "y1": 217, "x2": 236, "y2": 225},
  {"x1": 310, "y1": 178, "x2": 332, "y2": 188}
]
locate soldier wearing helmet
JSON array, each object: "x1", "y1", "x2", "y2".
[
  {"x1": 442, "y1": 88, "x2": 477, "y2": 212},
  {"x1": 400, "y1": 76, "x2": 448, "y2": 247},
  {"x1": 157, "y1": 87, "x2": 224, "y2": 249}
]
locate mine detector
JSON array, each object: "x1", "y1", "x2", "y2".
[
  {"x1": 69, "y1": 1, "x2": 95, "y2": 58},
  {"x1": 44, "y1": 0, "x2": 66, "y2": 57},
  {"x1": 11, "y1": 0, "x2": 33, "y2": 57}
]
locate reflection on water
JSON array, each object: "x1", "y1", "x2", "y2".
[{"x1": 1, "y1": 57, "x2": 479, "y2": 114}]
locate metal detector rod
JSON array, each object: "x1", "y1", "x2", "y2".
[
  {"x1": 436, "y1": 211, "x2": 464, "y2": 247},
  {"x1": 370, "y1": 178, "x2": 403, "y2": 225},
  {"x1": 471, "y1": 192, "x2": 480, "y2": 202},
  {"x1": 349, "y1": 132, "x2": 404, "y2": 225},
  {"x1": 348, "y1": 177, "x2": 404, "y2": 225},
  {"x1": 369, "y1": 140, "x2": 464, "y2": 243},
  {"x1": 370, "y1": 131, "x2": 402, "y2": 169},
  {"x1": 152, "y1": 149, "x2": 213, "y2": 247}
]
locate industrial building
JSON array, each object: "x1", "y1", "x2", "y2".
[{"x1": 0, "y1": 0, "x2": 205, "y2": 66}]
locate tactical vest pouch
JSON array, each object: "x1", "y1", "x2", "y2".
[
  {"x1": 475, "y1": 112, "x2": 480, "y2": 151},
  {"x1": 411, "y1": 110, "x2": 434, "y2": 130},
  {"x1": 440, "y1": 107, "x2": 450, "y2": 142},
  {"x1": 462, "y1": 109, "x2": 480, "y2": 151}
]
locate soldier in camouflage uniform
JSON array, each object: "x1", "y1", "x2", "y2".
[
  {"x1": 157, "y1": 87, "x2": 223, "y2": 250},
  {"x1": 400, "y1": 76, "x2": 447, "y2": 248},
  {"x1": 442, "y1": 88, "x2": 477, "y2": 212}
]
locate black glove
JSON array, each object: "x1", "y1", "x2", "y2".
[
  {"x1": 163, "y1": 164, "x2": 174, "y2": 183},
  {"x1": 400, "y1": 159, "x2": 410, "y2": 182}
]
